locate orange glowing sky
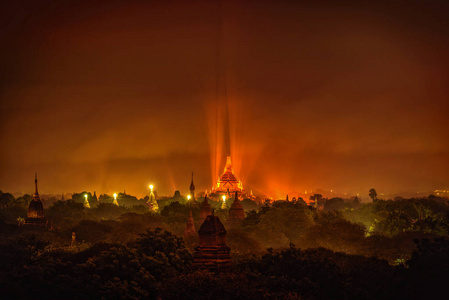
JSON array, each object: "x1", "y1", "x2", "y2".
[{"x1": 1, "y1": 0, "x2": 448, "y2": 199}]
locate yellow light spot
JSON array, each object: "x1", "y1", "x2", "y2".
[
  {"x1": 187, "y1": 195, "x2": 191, "y2": 200},
  {"x1": 149, "y1": 184, "x2": 154, "y2": 191},
  {"x1": 113, "y1": 193, "x2": 117, "y2": 200}
]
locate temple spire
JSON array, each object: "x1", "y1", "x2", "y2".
[
  {"x1": 224, "y1": 154, "x2": 232, "y2": 171},
  {"x1": 190, "y1": 172, "x2": 195, "y2": 190},
  {"x1": 25, "y1": 173, "x2": 45, "y2": 226},
  {"x1": 190, "y1": 172, "x2": 195, "y2": 201},
  {"x1": 34, "y1": 173, "x2": 39, "y2": 196}
]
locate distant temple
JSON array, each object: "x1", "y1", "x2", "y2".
[
  {"x1": 147, "y1": 186, "x2": 158, "y2": 212},
  {"x1": 193, "y1": 210, "x2": 231, "y2": 269},
  {"x1": 227, "y1": 191, "x2": 245, "y2": 227},
  {"x1": 199, "y1": 194, "x2": 212, "y2": 224},
  {"x1": 212, "y1": 155, "x2": 243, "y2": 195},
  {"x1": 25, "y1": 173, "x2": 46, "y2": 226}
]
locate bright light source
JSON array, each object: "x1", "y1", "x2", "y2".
[
  {"x1": 149, "y1": 184, "x2": 154, "y2": 191},
  {"x1": 113, "y1": 193, "x2": 117, "y2": 200},
  {"x1": 84, "y1": 194, "x2": 88, "y2": 199},
  {"x1": 187, "y1": 195, "x2": 191, "y2": 200},
  {"x1": 222, "y1": 195, "x2": 226, "y2": 201}
]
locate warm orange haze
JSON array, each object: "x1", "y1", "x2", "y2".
[
  {"x1": 1, "y1": 0, "x2": 449, "y2": 199},
  {"x1": 1, "y1": 1, "x2": 449, "y2": 299}
]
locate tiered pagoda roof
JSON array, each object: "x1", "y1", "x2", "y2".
[{"x1": 213, "y1": 155, "x2": 243, "y2": 193}]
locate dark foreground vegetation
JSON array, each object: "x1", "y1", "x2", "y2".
[
  {"x1": 0, "y1": 229, "x2": 448, "y2": 299},
  {"x1": 0, "y1": 191, "x2": 448, "y2": 299}
]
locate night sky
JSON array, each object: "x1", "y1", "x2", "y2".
[{"x1": 1, "y1": 0, "x2": 448, "y2": 198}]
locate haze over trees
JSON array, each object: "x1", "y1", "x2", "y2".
[{"x1": 0, "y1": 190, "x2": 448, "y2": 299}]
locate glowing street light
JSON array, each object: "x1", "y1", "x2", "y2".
[
  {"x1": 149, "y1": 184, "x2": 154, "y2": 192},
  {"x1": 113, "y1": 193, "x2": 117, "y2": 200},
  {"x1": 222, "y1": 195, "x2": 226, "y2": 202},
  {"x1": 84, "y1": 194, "x2": 88, "y2": 200},
  {"x1": 187, "y1": 195, "x2": 191, "y2": 201}
]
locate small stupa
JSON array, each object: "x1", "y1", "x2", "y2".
[
  {"x1": 24, "y1": 173, "x2": 46, "y2": 226},
  {"x1": 227, "y1": 191, "x2": 245, "y2": 227},
  {"x1": 199, "y1": 194, "x2": 212, "y2": 224}
]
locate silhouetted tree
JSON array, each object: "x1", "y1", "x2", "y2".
[
  {"x1": 0, "y1": 191, "x2": 15, "y2": 209},
  {"x1": 369, "y1": 188, "x2": 378, "y2": 202}
]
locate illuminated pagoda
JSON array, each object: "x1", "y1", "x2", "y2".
[
  {"x1": 193, "y1": 210, "x2": 231, "y2": 270},
  {"x1": 25, "y1": 173, "x2": 46, "y2": 226},
  {"x1": 147, "y1": 185, "x2": 159, "y2": 212},
  {"x1": 212, "y1": 154, "x2": 243, "y2": 195},
  {"x1": 227, "y1": 191, "x2": 245, "y2": 227},
  {"x1": 83, "y1": 194, "x2": 91, "y2": 208}
]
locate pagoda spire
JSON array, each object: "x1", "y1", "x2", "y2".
[
  {"x1": 190, "y1": 172, "x2": 195, "y2": 190},
  {"x1": 34, "y1": 173, "x2": 39, "y2": 196},
  {"x1": 224, "y1": 154, "x2": 232, "y2": 171},
  {"x1": 25, "y1": 173, "x2": 45, "y2": 226},
  {"x1": 190, "y1": 172, "x2": 195, "y2": 201}
]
